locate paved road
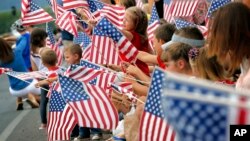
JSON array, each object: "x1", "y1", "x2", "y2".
[
  {"x1": 0, "y1": 74, "x2": 46, "y2": 141},
  {"x1": 0, "y1": 74, "x2": 112, "y2": 141}
]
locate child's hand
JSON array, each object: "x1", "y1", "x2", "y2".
[
  {"x1": 35, "y1": 82, "x2": 41, "y2": 88},
  {"x1": 126, "y1": 65, "x2": 138, "y2": 76},
  {"x1": 107, "y1": 64, "x2": 122, "y2": 71},
  {"x1": 35, "y1": 80, "x2": 49, "y2": 88},
  {"x1": 121, "y1": 61, "x2": 131, "y2": 73},
  {"x1": 88, "y1": 19, "x2": 97, "y2": 26}
]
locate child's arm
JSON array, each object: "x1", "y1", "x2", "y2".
[
  {"x1": 121, "y1": 30, "x2": 133, "y2": 41},
  {"x1": 4, "y1": 36, "x2": 17, "y2": 42},
  {"x1": 137, "y1": 51, "x2": 158, "y2": 64},
  {"x1": 107, "y1": 64, "x2": 122, "y2": 72},
  {"x1": 126, "y1": 64, "x2": 151, "y2": 83},
  {"x1": 148, "y1": 66, "x2": 155, "y2": 73},
  {"x1": 125, "y1": 77, "x2": 149, "y2": 96},
  {"x1": 30, "y1": 58, "x2": 38, "y2": 71},
  {"x1": 35, "y1": 79, "x2": 50, "y2": 88},
  {"x1": 35, "y1": 77, "x2": 58, "y2": 88},
  {"x1": 47, "y1": 77, "x2": 58, "y2": 83}
]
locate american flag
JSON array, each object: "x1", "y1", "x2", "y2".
[
  {"x1": 164, "y1": 0, "x2": 174, "y2": 22},
  {"x1": 21, "y1": 0, "x2": 53, "y2": 26},
  {"x1": 100, "y1": 4, "x2": 125, "y2": 30},
  {"x1": 51, "y1": 0, "x2": 58, "y2": 18},
  {"x1": 90, "y1": 27, "x2": 121, "y2": 65},
  {"x1": 160, "y1": 68, "x2": 250, "y2": 141},
  {"x1": 171, "y1": 0, "x2": 199, "y2": 17},
  {"x1": 87, "y1": 0, "x2": 101, "y2": 20},
  {"x1": 55, "y1": 11, "x2": 78, "y2": 36},
  {"x1": 81, "y1": 32, "x2": 92, "y2": 49},
  {"x1": 82, "y1": 45, "x2": 91, "y2": 60},
  {"x1": 47, "y1": 90, "x2": 77, "y2": 141},
  {"x1": 80, "y1": 60, "x2": 116, "y2": 91},
  {"x1": 62, "y1": 0, "x2": 88, "y2": 10},
  {"x1": 80, "y1": 32, "x2": 92, "y2": 60},
  {"x1": 136, "y1": 0, "x2": 144, "y2": 9},
  {"x1": 95, "y1": 17, "x2": 138, "y2": 63},
  {"x1": 46, "y1": 24, "x2": 63, "y2": 66},
  {"x1": 139, "y1": 68, "x2": 177, "y2": 141},
  {"x1": 21, "y1": 0, "x2": 29, "y2": 19},
  {"x1": 6, "y1": 71, "x2": 47, "y2": 80},
  {"x1": 73, "y1": 32, "x2": 85, "y2": 47},
  {"x1": 58, "y1": 75, "x2": 119, "y2": 129},
  {"x1": 0, "y1": 67, "x2": 11, "y2": 76},
  {"x1": 73, "y1": 32, "x2": 92, "y2": 49},
  {"x1": 46, "y1": 0, "x2": 65, "y2": 18},
  {"x1": 67, "y1": 64, "x2": 104, "y2": 84},
  {"x1": 90, "y1": 0, "x2": 125, "y2": 29},
  {"x1": 110, "y1": 82, "x2": 137, "y2": 103},
  {"x1": 174, "y1": 18, "x2": 208, "y2": 38},
  {"x1": 111, "y1": 82, "x2": 133, "y2": 94},
  {"x1": 78, "y1": 19, "x2": 93, "y2": 35},
  {"x1": 147, "y1": 4, "x2": 160, "y2": 41},
  {"x1": 230, "y1": 96, "x2": 250, "y2": 125},
  {"x1": 206, "y1": 0, "x2": 231, "y2": 17}
]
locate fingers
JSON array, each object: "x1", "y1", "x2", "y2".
[
  {"x1": 121, "y1": 61, "x2": 130, "y2": 69},
  {"x1": 35, "y1": 83, "x2": 40, "y2": 88}
]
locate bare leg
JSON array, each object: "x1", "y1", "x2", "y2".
[{"x1": 27, "y1": 93, "x2": 39, "y2": 108}]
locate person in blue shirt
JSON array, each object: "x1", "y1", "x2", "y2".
[
  {"x1": 11, "y1": 19, "x2": 32, "y2": 71},
  {"x1": 0, "y1": 38, "x2": 40, "y2": 110}
]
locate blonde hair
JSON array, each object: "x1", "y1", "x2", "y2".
[
  {"x1": 191, "y1": 47, "x2": 227, "y2": 81},
  {"x1": 41, "y1": 49, "x2": 57, "y2": 66},
  {"x1": 64, "y1": 44, "x2": 82, "y2": 59}
]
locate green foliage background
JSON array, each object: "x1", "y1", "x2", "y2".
[
  {"x1": 0, "y1": 11, "x2": 21, "y2": 34},
  {"x1": 0, "y1": 8, "x2": 54, "y2": 35}
]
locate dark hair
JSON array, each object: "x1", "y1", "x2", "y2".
[
  {"x1": 64, "y1": 44, "x2": 83, "y2": 59},
  {"x1": 30, "y1": 28, "x2": 47, "y2": 53},
  {"x1": 119, "y1": 0, "x2": 136, "y2": 9},
  {"x1": 53, "y1": 28, "x2": 61, "y2": 35},
  {"x1": 126, "y1": 7, "x2": 148, "y2": 38},
  {"x1": 175, "y1": 26, "x2": 204, "y2": 40},
  {"x1": 159, "y1": 18, "x2": 167, "y2": 25},
  {"x1": 208, "y1": 2, "x2": 250, "y2": 74},
  {"x1": 0, "y1": 38, "x2": 14, "y2": 63},
  {"x1": 154, "y1": 23, "x2": 176, "y2": 43},
  {"x1": 41, "y1": 49, "x2": 57, "y2": 66}
]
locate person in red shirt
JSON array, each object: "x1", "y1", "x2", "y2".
[
  {"x1": 35, "y1": 48, "x2": 61, "y2": 129},
  {"x1": 136, "y1": 23, "x2": 176, "y2": 70},
  {"x1": 121, "y1": 6, "x2": 152, "y2": 76}
]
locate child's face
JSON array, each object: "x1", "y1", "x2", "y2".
[
  {"x1": 64, "y1": 51, "x2": 79, "y2": 65},
  {"x1": 123, "y1": 11, "x2": 135, "y2": 31},
  {"x1": 152, "y1": 35, "x2": 163, "y2": 55},
  {"x1": 165, "y1": 60, "x2": 179, "y2": 72},
  {"x1": 164, "y1": 52, "x2": 184, "y2": 73}
]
